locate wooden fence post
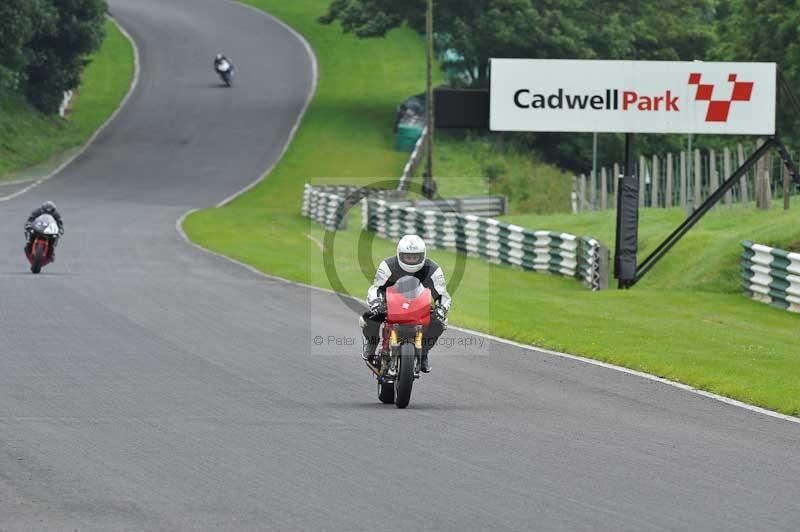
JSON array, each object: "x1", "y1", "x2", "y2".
[
  {"x1": 600, "y1": 167, "x2": 608, "y2": 210},
  {"x1": 639, "y1": 155, "x2": 647, "y2": 207},
  {"x1": 694, "y1": 149, "x2": 702, "y2": 207},
  {"x1": 680, "y1": 151, "x2": 687, "y2": 208},
  {"x1": 651, "y1": 154, "x2": 660, "y2": 208},
  {"x1": 784, "y1": 162, "x2": 791, "y2": 210},
  {"x1": 613, "y1": 162, "x2": 619, "y2": 209},
  {"x1": 709, "y1": 149, "x2": 719, "y2": 210},
  {"x1": 572, "y1": 175, "x2": 579, "y2": 213},
  {"x1": 590, "y1": 169, "x2": 597, "y2": 211},
  {"x1": 738, "y1": 143, "x2": 749, "y2": 206},
  {"x1": 580, "y1": 173, "x2": 588, "y2": 211},
  {"x1": 665, "y1": 153, "x2": 673, "y2": 208},
  {"x1": 723, "y1": 147, "x2": 733, "y2": 205},
  {"x1": 765, "y1": 149, "x2": 773, "y2": 209},
  {"x1": 756, "y1": 140, "x2": 772, "y2": 210}
]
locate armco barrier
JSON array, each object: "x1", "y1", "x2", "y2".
[
  {"x1": 380, "y1": 195, "x2": 507, "y2": 218},
  {"x1": 741, "y1": 241, "x2": 800, "y2": 313},
  {"x1": 302, "y1": 184, "x2": 508, "y2": 229},
  {"x1": 398, "y1": 127, "x2": 428, "y2": 192},
  {"x1": 363, "y1": 198, "x2": 608, "y2": 290}
]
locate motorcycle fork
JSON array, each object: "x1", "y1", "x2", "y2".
[{"x1": 387, "y1": 329, "x2": 399, "y2": 377}]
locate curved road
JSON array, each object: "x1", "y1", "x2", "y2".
[{"x1": 1, "y1": 1, "x2": 798, "y2": 530}]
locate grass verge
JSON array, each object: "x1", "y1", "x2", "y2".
[
  {"x1": 0, "y1": 19, "x2": 135, "y2": 180},
  {"x1": 425, "y1": 131, "x2": 573, "y2": 214},
  {"x1": 184, "y1": 0, "x2": 800, "y2": 416}
]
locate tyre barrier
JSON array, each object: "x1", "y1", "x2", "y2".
[
  {"x1": 363, "y1": 198, "x2": 609, "y2": 291},
  {"x1": 741, "y1": 241, "x2": 800, "y2": 313},
  {"x1": 301, "y1": 184, "x2": 508, "y2": 229},
  {"x1": 301, "y1": 184, "x2": 405, "y2": 230}
]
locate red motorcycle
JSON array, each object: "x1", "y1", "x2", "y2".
[
  {"x1": 365, "y1": 276, "x2": 431, "y2": 408},
  {"x1": 25, "y1": 214, "x2": 59, "y2": 274}
]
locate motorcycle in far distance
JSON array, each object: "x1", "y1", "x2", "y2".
[
  {"x1": 365, "y1": 276, "x2": 432, "y2": 409},
  {"x1": 216, "y1": 59, "x2": 234, "y2": 87},
  {"x1": 25, "y1": 214, "x2": 59, "y2": 274}
]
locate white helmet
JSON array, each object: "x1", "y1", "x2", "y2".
[{"x1": 397, "y1": 234, "x2": 426, "y2": 273}]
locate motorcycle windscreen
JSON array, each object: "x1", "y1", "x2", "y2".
[
  {"x1": 386, "y1": 276, "x2": 431, "y2": 326},
  {"x1": 32, "y1": 214, "x2": 59, "y2": 235}
]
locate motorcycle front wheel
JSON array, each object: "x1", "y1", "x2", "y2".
[
  {"x1": 31, "y1": 243, "x2": 45, "y2": 274},
  {"x1": 394, "y1": 343, "x2": 415, "y2": 409}
]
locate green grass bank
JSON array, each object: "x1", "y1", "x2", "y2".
[
  {"x1": 0, "y1": 19, "x2": 135, "y2": 181},
  {"x1": 424, "y1": 131, "x2": 573, "y2": 215},
  {"x1": 184, "y1": 0, "x2": 800, "y2": 415}
]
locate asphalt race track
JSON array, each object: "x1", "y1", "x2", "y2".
[{"x1": 1, "y1": 1, "x2": 798, "y2": 530}]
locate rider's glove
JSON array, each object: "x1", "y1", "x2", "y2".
[
  {"x1": 434, "y1": 304, "x2": 448, "y2": 323},
  {"x1": 369, "y1": 297, "x2": 386, "y2": 315}
]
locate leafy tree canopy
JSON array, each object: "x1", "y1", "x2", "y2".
[
  {"x1": 714, "y1": 0, "x2": 800, "y2": 139},
  {"x1": 320, "y1": 0, "x2": 716, "y2": 86},
  {"x1": 0, "y1": 0, "x2": 107, "y2": 114}
]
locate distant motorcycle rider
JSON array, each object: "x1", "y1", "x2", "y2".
[
  {"x1": 25, "y1": 201, "x2": 64, "y2": 259},
  {"x1": 361, "y1": 234, "x2": 450, "y2": 373},
  {"x1": 214, "y1": 53, "x2": 233, "y2": 72}
]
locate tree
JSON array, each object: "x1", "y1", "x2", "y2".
[
  {"x1": 714, "y1": 0, "x2": 800, "y2": 142},
  {"x1": 321, "y1": 0, "x2": 715, "y2": 87},
  {"x1": 320, "y1": 0, "x2": 718, "y2": 172},
  {"x1": 24, "y1": 0, "x2": 108, "y2": 113},
  {"x1": 321, "y1": 0, "x2": 591, "y2": 86},
  {"x1": 0, "y1": 0, "x2": 41, "y2": 95}
]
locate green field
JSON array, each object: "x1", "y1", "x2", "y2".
[
  {"x1": 0, "y1": 19, "x2": 135, "y2": 181},
  {"x1": 184, "y1": 0, "x2": 800, "y2": 415}
]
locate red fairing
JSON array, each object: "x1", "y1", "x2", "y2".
[
  {"x1": 25, "y1": 238, "x2": 52, "y2": 266},
  {"x1": 386, "y1": 285, "x2": 431, "y2": 327}
]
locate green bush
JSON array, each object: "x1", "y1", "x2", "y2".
[{"x1": 0, "y1": 0, "x2": 107, "y2": 114}]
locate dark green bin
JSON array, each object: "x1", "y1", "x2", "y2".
[{"x1": 396, "y1": 124, "x2": 423, "y2": 152}]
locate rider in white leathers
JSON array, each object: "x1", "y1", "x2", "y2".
[{"x1": 361, "y1": 235, "x2": 450, "y2": 373}]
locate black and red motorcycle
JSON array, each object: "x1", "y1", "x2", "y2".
[
  {"x1": 25, "y1": 214, "x2": 59, "y2": 274},
  {"x1": 365, "y1": 276, "x2": 431, "y2": 409}
]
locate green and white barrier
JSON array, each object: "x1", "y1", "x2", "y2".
[
  {"x1": 301, "y1": 184, "x2": 406, "y2": 230},
  {"x1": 302, "y1": 184, "x2": 346, "y2": 230},
  {"x1": 363, "y1": 198, "x2": 609, "y2": 290},
  {"x1": 741, "y1": 241, "x2": 800, "y2": 313}
]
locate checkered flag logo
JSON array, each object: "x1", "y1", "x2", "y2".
[{"x1": 688, "y1": 73, "x2": 754, "y2": 122}]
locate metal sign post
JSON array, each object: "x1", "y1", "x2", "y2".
[{"x1": 422, "y1": 0, "x2": 437, "y2": 199}]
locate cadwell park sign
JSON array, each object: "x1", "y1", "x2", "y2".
[{"x1": 490, "y1": 59, "x2": 776, "y2": 135}]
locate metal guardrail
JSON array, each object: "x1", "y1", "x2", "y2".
[
  {"x1": 363, "y1": 198, "x2": 608, "y2": 290},
  {"x1": 386, "y1": 195, "x2": 507, "y2": 217},
  {"x1": 398, "y1": 127, "x2": 428, "y2": 192},
  {"x1": 741, "y1": 241, "x2": 800, "y2": 313},
  {"x1": 302, "y1": 184, "x2": 508, "y2": 229}
]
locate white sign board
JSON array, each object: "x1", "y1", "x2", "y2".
[{"x1": 490, "y1": 59, "x2": 776, "y2": 135}]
